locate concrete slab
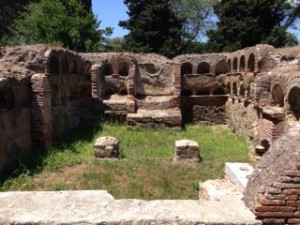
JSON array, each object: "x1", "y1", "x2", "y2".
[
  {"x1": 225, "y1": 162, "x2": 254, "y2": 190},
  {"x1": 0, "y1": 188, "x2": 261, "y2": 225}
]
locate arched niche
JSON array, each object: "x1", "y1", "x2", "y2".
[
  {"x1": 233, "y1": 82, "x2": 238, "y2": 96},
  {"x1": 62, "y1": 57, "x2": 69, "y2": 74},
  {"x1": 103, "y1": 63, "x2": 113, "y2": 76},
  {"x1": 256, "y1": 139, "x2": 270, "y2": 156},
  {"x1": 196, "y1": 89, "x2": 210, "y2": 95},
  {"x1": 181, "y1": 89, "x2": 193, "y2": 96},
  {"x1": 119, "y1": 88, "x2": 128, "y2": 95},
  {"x1": 0, "y1": 91, "x2": 6, "y2": 109},
  {"x1": 215, "y1": 60, "x2": 229, "y2": 76},
  {"x1": 197, "y1": 62, "x2": 210, "y2": 74},
  {"x1": 213, "y1": 87, "x2": 226, "y2": 95},
  {"x1": 71, "y1": 60, "x2": 77, "y2": 74},
  {"x1": 181, "y1": 62, "x2": 193, "y2": 76},
  {"x1": 239, "y1": 85, "x2": 246, "y2": 98},
  {"x1": 103, "y1": 88, "x2": 115, "y2": 99},
  {"x1": 48, "y1": 55, "x2": 59, "y2": 74},
  {"x1": 288, "y1": 86, "x2": 300, "y2": 120},
  {"x1": 233, "y1": 57, "x2": 238, "y2": 72},
  {"x1": 118, "y1": 62, "x2": 129, "y2": 76},
  {"x1": 0, "y1": 89, "x2": 15, "y2": 109},
  {"x1": 271, "y1": 84, "x2": 284, "y2": 107},
  {"x1": 227, "y1": 59, "x2": 231, "y2": 72},
  {"x1": 227, "y1": 83, "x2": 231, "y2": 95},
  {"x1": 248, "y1": 54, "x2": 255, "y2": 72},
  {"x1": 240, "y1": 55, "x2": 245, "y2": 72}
]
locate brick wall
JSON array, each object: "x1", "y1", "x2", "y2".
[{"x1": 255, "y1": 169, "x2": 300, "y2": 224}]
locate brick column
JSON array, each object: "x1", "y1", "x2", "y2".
[
  {"x1": 91, "y1": 64, "x2": 100, "y2": 99},
  {"x1": 173, "y1": 60, "x2": 181, "y2": 96},
  {"x1": 31, "y1": 74, "x2": 52, "y2": 150},
  {"x1": 127, "y1": 64, "x2": 136, "y2": 96},
  {"x1": 256, "y1": 107, "x2": 284, "y2": 156}
]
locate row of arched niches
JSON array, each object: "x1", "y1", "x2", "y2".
[
  {"x1": 91, "y1": 47, "x2": 263, "y2": 100},
  {"x1": 99, "y1": 62, "x2": 130, "y2": 98},
  {"x1": 179, "y1": 59, "x2": 255, "y2": 98}
]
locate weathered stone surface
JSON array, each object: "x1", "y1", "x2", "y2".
[
  {"x1": 136, "y1": 96, "x2": 179, "y2": 110},
  {"x1": 173, "y1": 139, "x2": 200, "y2": 163},
  {"x1": 103, "y1": 95, "x2": 135, "y2": 113},
  {"x1": 0, "y1": 75, "x2": 31, "y2": 174},
  {"x1": 94, "y1": 136, "x2": 119, "y2": 158},
  {"x1": 245, "y1": 124, "x2": 300, "y2": 209},
  {"x1": 225, "y1": 162, "x2": 254, "y2": 190},
  {"x1": 0, "y1": 189, "x2": 261, "y2": 225},
  {"x1": 181, "y1": 96, "x2": 228, "y2": 124},
  {"x1": 127, "y1": 109, "x2": 182, "y2": 129}
]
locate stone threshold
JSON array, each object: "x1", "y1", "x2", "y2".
[
  {"x1": 0, "y1": 187, "x2": 260, "y2": 225},
  {"x1": 0, "y1": 163, "x2": 260, "y2": 225}
]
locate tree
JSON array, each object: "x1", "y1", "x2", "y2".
[
  {"x1": 105, "y1": 37, "x2": 125, "y2": 52},
  {"x1": 172, "y1": 0, "x2": 215, "y2": 43},
  {"x1": 0, "y1": 0, "x2": 31, "y2": 40},
  {"x1": 0, "y1": 0, "x2": 93, "y2": 43},
  {"x1": 207, "y1": 0, "x2": 298, "y2": 52},
  {"x1": 6, "y1": 0, "x2": 111, "y2": 52},
  {"x1": 119, "y1": 0, "x2": 183, "y2": 58}
]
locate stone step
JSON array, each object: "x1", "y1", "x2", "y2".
[
  {"x1": 127, "y1": 108, "x2": 182, "y2": 128},
  {"x1": 136, "y1": 96, "x2": 179, "y2": 110},
  {"x1": 0, "y1": 189, "x2": 261, "y2": 225},
  {"x1": 102, "y1": 95, "x2": 135, "y2": 113}
]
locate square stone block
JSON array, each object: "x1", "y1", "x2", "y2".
[
  {"x1": 173, "y1": 139, "x2": 200, "y2": 163},
  {"x1": 94, "y1": 136, "x2": 119, "y2": 158}
]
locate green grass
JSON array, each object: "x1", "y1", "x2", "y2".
[{"x1": 0, "y1": 122, "x2": 249, "y2": 199}]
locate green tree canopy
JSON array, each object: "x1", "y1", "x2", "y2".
[
  {"x1": 6, "y1": 0, "x2": 111, "y2": 52},
  {"x1": 207, "y1": 0, "x2": 299, "y2": 52},
  {"x1": 172, "y1": 0, "x2": 215, "y2": 43},
  {"x1": 119, "y1": 0, "x2": 183, "y2": 58},
  {"x1": 0, "y1": 0, "x2": 31, "y2": 39}
]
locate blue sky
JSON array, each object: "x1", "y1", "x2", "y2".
[
  {"x1": 92, "y1": 0, "x2": 129, "y2": 38},
  {"x1": 92, "y1": 0, "x2": 300, "y2": 41}
]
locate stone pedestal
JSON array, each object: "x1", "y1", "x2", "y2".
[
  {"x1": 94, "y1": 136, "x2": 119, "y2": 158},
  {"x1": 173, "y1": 139, "x2": 200, "y2": 163}
]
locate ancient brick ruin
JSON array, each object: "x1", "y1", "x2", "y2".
[{"x1": 2, "y1": 43, "x2": 300, "y2": 223}]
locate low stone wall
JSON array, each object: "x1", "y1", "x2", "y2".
[
  {"x1": 181, "y1": 96, "x2": 227, "y2": 124},
  {"x1": 226, "y1": 100, "x2": 258, "y2": 144},
  {"x1": 48, "y1": 73, "x2": 92, "y2": 137},
  {"x1": 0, "y1": 45, "x2": 98, "y2": 174},
  {"x1": 0, "y1": 76, "x2": 31, "y2": 174}
]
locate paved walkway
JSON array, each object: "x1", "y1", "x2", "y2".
[{"x1": 0, "y1": 180, "x2": 261, "y2": 225}]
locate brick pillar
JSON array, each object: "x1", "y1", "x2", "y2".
[
  {"x1": 31, "y1": 74, "x2": 52, "y2": 150},
  {"x1": 127, "y1": 64, "x2": 136, "y2": 96},
  {"x1": 173, "y1": 60, "x2": 181, "y2": 96},
  {"x1": 256, "y1": 107, "x2": 284, "y2": 156},
  {"x1": 91, "y1": 64, "x2": 100, "y2": 99}
]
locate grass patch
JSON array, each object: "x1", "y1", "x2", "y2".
[{"x1": 0, "y1": 122, "x2": 249, "y2": 199}]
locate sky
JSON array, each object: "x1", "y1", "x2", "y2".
[
  {"x1": 92, "y1": 0, "x2": 129, "y2": 38},
  {"x1": 92, "y1": 0, "x2": 300, "y2": 41}
]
